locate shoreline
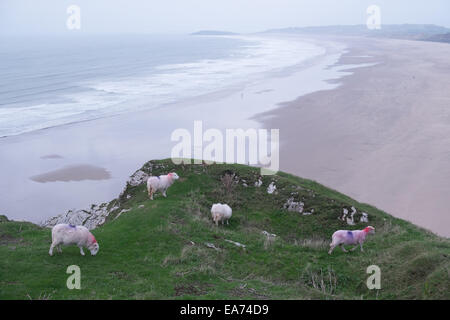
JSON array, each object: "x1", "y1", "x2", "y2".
[
  {"x1": 2, "y1": 35, "x2": 449, "y2": 238},
  {"x1": 0, "y1": 34, "x2": 349, "y2": 224},
  {"x1": 257, "y1": 35, "x2": 450, "y2": 237}
]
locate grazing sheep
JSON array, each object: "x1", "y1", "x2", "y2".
[
  {"x1": 147, "y1": 172, "x2": 179, "y2": 200},
  {"x1": 328, "y1": 226, "x2": 375, "y2": 254},
  {"x1": 49, "y1": 224, "x2": 99, "y2": 256},
  {"x1": 211, "y1": 203, "x2": 232, "y2": 226}
]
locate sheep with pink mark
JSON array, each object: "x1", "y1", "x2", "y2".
[
  {"x1": 147, "y1": 172, "x2": 179, "y2": 200},
  {"x1": 49, "y1": 224, "x2": 99, "y2": 256},
  {"x1": 328, "y1": 226, "x2": 375, "y2": 254}
]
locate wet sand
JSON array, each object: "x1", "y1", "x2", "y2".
[
  {"x1": 30, "y1": 165, "x2": 111, "y2": 183},
  {"x1": 257, "y1": 36, "x2": 450, "y2": 237}
]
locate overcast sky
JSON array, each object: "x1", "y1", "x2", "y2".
[{"x1": 1, "y1": 0, "x2": 449, "y2": 35}]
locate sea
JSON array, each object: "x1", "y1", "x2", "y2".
[{"x1": 0, "y1": 34, "x2": 325, "y2": 138}]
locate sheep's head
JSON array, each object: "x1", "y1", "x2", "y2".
[
  {"x1": 88, "y1": 241, "x2": 99, "y2": 256},
  {"x1": 364, "y1": 226, "x2": 375, "y2": 235},
  {"x1": 169, "y1": 172, "x2": 179, "y2": 180}
]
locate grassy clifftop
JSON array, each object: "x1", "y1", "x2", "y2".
[{"x1": 0, "y1": 159, "x2": 449, "y2": 299}]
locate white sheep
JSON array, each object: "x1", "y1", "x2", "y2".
[
  {"x1": 211, "y1": 203, "x2": 232, "y2": 226},
  {"x1": 49, "y1": 224, "x2": 99, "y2": 256},
  {"x1": 147, "y1": 172, "x2": 179, "y2": 200},
  {"x1": 328, "y1": 226, "x2": 375, "y2": 254}
]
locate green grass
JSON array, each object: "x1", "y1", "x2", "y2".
[{"x1": 1, "y1": 159, "x2": 449, "y2": 299}]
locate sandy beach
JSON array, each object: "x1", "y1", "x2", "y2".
[
  {"x1": 257, "y1": 35, "x2": 450, "y2": 237},
  {"x1": 0, "y1": 35, "x2": 348, "y2": 224},
  {"x1": 1, "y1": 34, "x2": 449, "y2": 237}
]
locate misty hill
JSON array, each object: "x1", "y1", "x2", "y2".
[
  {"x1": 263, "y1": 24, "x2": 450, "y2": 41},
  {"x1": 191, "y1": 30, "x2": 239, "y2": 36},
  {"x1": 422, "y1": 32, "x2": 450, "y2": 43},
  {"x1": 0, "y1": 159, "x2": 449, "y2": 299}
]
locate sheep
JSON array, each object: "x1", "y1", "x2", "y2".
[
  {"x1": 147, "y1": 172, "x2": 179, "y2": 200},
  {"x1": 328, "y1": 226, "x2": 375, "y2": 254},
  {"x1": 211, "y1": 203, "x2": 232, "y2": 226},
  {"x1": 49, "y1": 224, "x2": 99, "y2": 256}
]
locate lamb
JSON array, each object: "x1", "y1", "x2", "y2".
[
  {"x1": 328, "y1": 226, "x2": 375, "y2": 254},
  {"x1": 49, "y1": 224, "x2": 99, "y2": 256},
  {"x1": 211, "y1": 203, "x2": 232, "y2": 226},
  {"x1": 147, "y1": 172, "x2": 179, "y2": 200}
]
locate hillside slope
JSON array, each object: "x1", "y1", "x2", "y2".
[{"x1": 1, "y1": 159, "x2": 449, "y2": 299}]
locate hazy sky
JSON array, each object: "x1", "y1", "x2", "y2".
[{"x1": 1, "y1": 0, "x2": 449, "y2": 35}]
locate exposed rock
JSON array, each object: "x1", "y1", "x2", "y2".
[
  {"x1": 267, "y1": 182, "x2": 277, "y2": 194},
  {"x1": 283, "y1": 197, "x2": 304, "y2": 213},
  {"x1": 128, "y1": 169, "x2": 149, "y2": 187},
  {"x1": 255, "y1": 177, "x2": 263, "y2": 187},
  {"x1": 303, "y1": 209, "x2": 315, "y2": 216},
  {"x1": 114, "y1": 208, "x2": 131, "y2": 221},
  {"x1": 346, "y1": 206, "x2": 357, "y2": 225},
  {"x1": 360, "y1": 212, "x2": 369, "y2": 223},
  {"x1": 340, "y1": 208, "x2": 349, "y2": 221},
  {"x1": 41, "y1": 203, "x2": 119, "y2": 230},
  {"x1": 205, "y1": 242, "x2": 220, "y2": 250},
  {"x1": 262, "y1": 230, "x2": 277, "y2": 238},
  {"x1": 340, "y1": 206, "x2": 368, "y2": 225},
  {"x1": 225, "y1": 239, "x2": 246, "y2": 248},
  {"x1": 41, "y1": 163, "x2": 155, "y2": 230}
]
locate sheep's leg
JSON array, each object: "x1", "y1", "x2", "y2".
[
  {"x1": 226, "y1": 219, "x2": 229, "y2": 225},
  {"x1": 328, "y1": 243, "x2": 336, "y2": 255},
  {"x1": 148, "y1": 187, "x2": 154, "y2": 200},
  {"x1": 340, "y1": 244, "x2": 348, "y2": 252},
  {"x1": 162, "y1": 189, "x2": 167, "y2": 198},
  {"x1": 79, "y1": 246, "x2": 85, "y2": 256},
  {"x1": 350, "y1": 245, "x2": 359, "y2": 251},
  {"x1": 360, "y1": 242, "x2": 364, "y2": 252},
  {"x1": 49, "y1": 242, "x2": 56, "y2": 256},
  {"x1": 57, "y1": 244, "x2": 63, "y2": 253}
]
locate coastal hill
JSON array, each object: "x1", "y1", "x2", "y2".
[
  {"x1": 0, "y1": 159, "x2": 449, "y2": 299},
  {"x1": 424, "y1": 32, "x2": 450, "y2": 43},
  {"x1": 191, "y1": 30, "x2": 239, "y2": 35},
  {"x1": 190, "y1": 25, "x2": 450, "y2": 44},
  {"x1": 263, "y1": 24, "x2": 450, "y2": 42}
]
